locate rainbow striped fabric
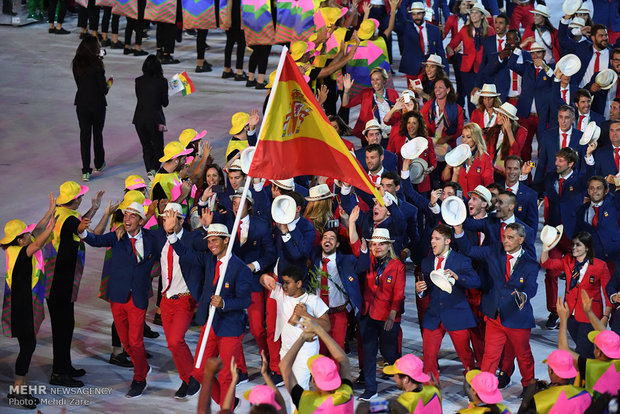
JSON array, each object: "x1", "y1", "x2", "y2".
[
  {"x1": 145, "y1": 0, "x2": 177, "y2": 23},
  {"x1": 346, "y1": 38, "x2": 394, "y2": 99},
  {"x1": 182, "y1": 0, "x2": 217, "y2": 29},
  {"x1": 242, "y1": 0, "x2": 275, "y2": 45},
  {"x1": 112, "y1": 0, "x2": 138, "y2": 19}
]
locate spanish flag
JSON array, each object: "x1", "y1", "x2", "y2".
[{"x1": 248, "y1": 48, "x2": 384, "y2": 204}]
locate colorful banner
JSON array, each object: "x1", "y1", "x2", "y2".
[
  {"x1": 292, "y1": 0, "x2": 315, "y2": 42},
  {"x1": 96, "y1": 0, "x2": 116, "y2": 7},
  {"x1": 242, "y1": 0, "x2": 275, "y2": 46},
  {"x1": 112, "y1": 0, "x2": 138, "y2": 19},
  {"x1": 275, "y1": 0, "x2": 295, "y2": 43},
  {"x1": 249, "y1": 50, "x2": 384, "y2": 203},
  {"x1": 182, "y1": 0, "x2": 218, "y2": 29},
  {"x1": 144, "y1": 0, "x2": 177, "y2": 23}
]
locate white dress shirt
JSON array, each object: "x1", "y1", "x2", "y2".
[
  {"x1": 415, "y1": 22, "x2": 429, "y2": 55},
  {"x1": 580, "y1": 47, "x2": 610, "y2": 87},
  {"x1": 321, "y1": 252, "x2": 347, "y2": 308},
  {"x1": 161, "y1": 228, "x2": 191, "y2": 298}
]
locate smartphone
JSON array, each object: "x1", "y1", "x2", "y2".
[
  {"x1": 403, "y1": 92, "x2": 411, "y2": 103},
  {"x1": 212, "y1": 185, "x2": 225, "y2": 193}
]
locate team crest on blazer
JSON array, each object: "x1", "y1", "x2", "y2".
[
  {"x1": 225, "y1": 283, "x2": 230, "y2": 289},
  {"x1": 476, "y1": 167, "x2": 481, "y2": 173},
  {"x1": 519, "y1": 277, "x2": 524, "y2": 283},
  {"x1": 604, "y1": 211, "x2": 609, "y2": 217},
  {"x1": 518, "y1": 206, "x2": 523, "y2": 212},
  {"x1": 589, "y1": 276, "x2": 595, "y2": 284},
  {"x1": 252, "y1": 241, "x2": 257, "y2": 246},
  {"x1": 569, "y1": 186, "x2": 573, "y2": 192},
  {"x1": 348, "y1": 276, "x2": 354, "y2": 282},
  {"x1": 386, "y1": 276, "x2": 392, "y2": 284}
]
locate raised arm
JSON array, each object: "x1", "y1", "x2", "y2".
[
  {"x1": 32, "y1": 193, "x2": 56, "y2": 237},
  {"x1": 26, "y1": 214, "x2": 55, "y2": 258},
  {"x1": 302, "y1": 316, "x2": 352, "y2": 381},
  {"x1": 557, "y1": 297, "x2": 580, "y2": 362}
]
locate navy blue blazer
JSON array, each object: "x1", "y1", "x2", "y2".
[
  {"x1": 463, "y1": 215, "x2": 537, "y2": 259},
  {"x1": 455, "y1": 236, "x2": 539, "y2": 329},
  {"x1": 249, "y1": 182, "x2": 309, "y2": 223},
  {"x1": 558, "y1": 22, "x2": 613, "y2": 86},
  {"x1": 398, "y1": 176, "x2": 435, "y2": 264},
  {"x1": 574, "y1": 111, "x2": 605, "y2": 129},
  {"x1": 507, "y1": 52, "x2": 553, "y2": 127},
  {"x1": 547, "y1": 81, "x2": 578, "y2": 129},
  {"x1": 595, "y1": 145, "x2": 620, "y2": 178},
  {"x1": 309, "y1": 249, "x2": 368, "y2": 312},
  {"x1": 171, "y1": 240, "x2": 252, "y2": 337},
  {"x1": 420, "y1": 251, "x2": 480, "y2": 331},
  {"x1": 398, "y1": 194, "x2": 420, "y2": 248},
  {"x1": 543, "y1": 163, "x2": 594, "y2": 239},
  {"x1": 399, "y1": 22, "x2": 447, "y2": 76},
  {"x1": 476, "y1": 50, "x2": 511, "y2": 100},
  {"x1": 83, "y1": 229, "x2": 164, "y2": 310},
  {"x1": 222, "y1": 214, "x2": 276, "y2": 292},
  {"x1": 354, "y1": 148, "x2": 398, "y2": 173},
  {"x1": 504, "y1": 182, "x2": 539, "y2": 230},
  {"x1": 533, "y1": 127, "x2": 586, "y2": 188},
  {"x1": 575, "y1": 193, "x2": 620, "y2": 262},
  {"x1": 273, "y1": 216, "x2": 315, "y2": 280}
]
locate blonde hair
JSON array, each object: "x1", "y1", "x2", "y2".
[
  {"x1": 370, "y1": 241, "x2": 399, "y2": 260},
  {"x1": 304, "y1": 199, "x2": 334, "y2": 234},
  {"x1": 370, "y1": 67, "x2": 389, "y2": 82},
  {"x1": 467, "y1": 10, "x2": 490, "y2": 37},
  {"x1": 463, "y1": 122, "x2": 487, "y2": 156}
]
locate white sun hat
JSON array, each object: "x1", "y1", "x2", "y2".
[
  {"x1": 441, "y1": 196, "x2": 467, "y2": 226},
  {"x1": 401, "y1": 137, "x2": 429, "y2": 160},
  {"x1": 540, "y1": 225, "x2": 564, "y2": 249},
  {"x1": 271, "y1": 195, "x2": 297, "y2": 225},
  {"x1": 445, "y1": 144, "x2": 472, "y2": 167},
  {"x1": 430, "y1": 270, "x2": 456, "y2": 293}
]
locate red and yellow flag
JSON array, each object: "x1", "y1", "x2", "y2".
[{"x1": 248, "y1": 50, "x2": 384, "y2": 204}]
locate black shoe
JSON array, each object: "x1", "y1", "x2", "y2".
[
  {"x1": 187, "y1": 376, "x2": 201, "y2": 397},
  {"x1": 79, "y1": 32, "x2": 87, "y2": 39},
  {"x1": 161, "y1": 55, "x2": 180, "y2": 65},
  {"x1": 48, "y1": 27, "x2": 55, "y2": 33},
  {"x1": 245, "y1": 79, "x2": 257, "y2": 87},
  {"x1": 71, "y1": 367, "x2": 86, "y2": 377},
  {"x1": 353, "y1": 375, "x2": 365, "y2": 389},
  {"x1": 497, "y1": 371, "x2": 510, "y2": 389},
  {"x1": 126, "y1": 380, "x2": 147, "y2": 398},
  {"x1": 109, "y1": 352, "x2": 133, "y2": 368},
  {"x1": 123, "y1": 48, "x2": 133, "y2": 55},
  {"x1": 144, "y1": 324, "x2": 160, "y2": 338},
  {"x1": 358, "y1": 390, "x2": 378, "y2": 401},
  {"x1": 545, "y1": 313, "x2": 559, "y2": 330},
  {"x1": 234, "y1": 72, "x2": 248, "y2": 81},
  {"x1": 55, "y1": 28, "x2": 70, "y2": 35},
  {"x1": 110, "y1": 41, "x2": 124, "y2": 49},
  {"x1": 50, "y1": 373, "x2": 84, "y2": 388},
  {"x1": 153, "y1": 313, "x2": 162, "y2": 326},
  {"x1": 195, "y1": 65, "x2": 212, "y2": 73},
  {"x1": 186, "y1": 29, "x2": 196, "y2": 36},
  {"x1": 7, "y1": 393, "x2": 37, "y2": 409},
  {"x1": 237, "y1": 371, "x2": 249, "y2": 385},
  {"x1": 134, "y1": 49, "x2": 148, "y2": 56},
  {"x1": 255, "y1": 81, "x2": 268, "y2": 90},
  {"x1": 222, "y1": 70, "x2": 235, "y2": 79},
  {"x1": 146, "y1": 351, "x2": 152, "y2": 359},
  {"x1": 174, "y1": 381, "x2": 188, "y2": 399},
  {"x1": 101, "y1": 38, "x2": 111, "y2": 47},
  {"x1": 204, "y1": 42, "x2": 211, "y2": 50},
  {"x1": 270, "y1": 372, "x2": 284, "y2": 387}
]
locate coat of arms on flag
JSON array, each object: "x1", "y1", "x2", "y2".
[{"x1": 168, "y1": 72, "x2": 196, "y2": 96}]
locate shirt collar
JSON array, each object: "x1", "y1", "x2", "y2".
[
  {"x1": 506, "y1": 182, "x2": 519, "y2": 192},
  {"x1": 240, "y1": 215, "x2": 249, "y2": 225},
  {"x1": 128, "y1": 230, "x2": 143, "y2": 241},
  {"x1": 507, "y1": 247, "x2": 522, "y2": 258},
  {"x1": 291, "y1": 216, "x2": 301, "y2": 227},
  {"x1": 560, "y1": 169, "x2": 574, "y2": 180},
  {"x1": 502, "y1": 215, "x2": 516, "y2": 225},
  {"x1": 322, "y1": 252, "x2": 337, "y2": 261}
]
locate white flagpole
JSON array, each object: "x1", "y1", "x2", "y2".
[{"x1": 194, "y1": 46, "x2": 290, "y2": 369}]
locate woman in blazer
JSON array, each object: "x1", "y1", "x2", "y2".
[
  {"x1": 443, "y1": 0, "x2": 470, "y2": 108},
  {"x1": 484, "y1": 103, "x2": 527, "y2": 181},
  {"x1": 443, "y1": 122, "x2": 493, "y2": 193},
  {"x1": 446, "y1": 3, "x2": 495, "y2": 114},
  {"x1": 541, "y1": 231, "x2": 612, "y2": 357},
  {"x1": 72, "y1": 35, "x2": 110, "y2": 182},
  {"x1": 343, "y1": 68, "x2": 399, "y2": 144},
  {"x1": 522, "y1": 6, "x2": 561, "y2": 65},
  {"x1": 132, "y1": 55, "x2": 169, "y2": 177}
]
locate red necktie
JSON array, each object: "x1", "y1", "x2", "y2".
[
  {"x1": 213, "y1": 260, "x2": 222, "y2": 287},
  {"x1": 131, "y1": 238, "x2": 137, "y2": 259},
  {"x1": 435, "y1": 256, "x2": 444, "y2": 270},
  {"x1": 163, "y1": 244, "x2": 174, "y2": 294},
  {"x1": 500, "y1": 222, "x2": 507, "y2": 241},
  {"x1": 592, "y1": 206, "x2": 600, "y2": 228},
  {"x1": 425, "y1": 0, "x2": 431, "y2": 7},
  {"x1": 561, "y1": 133, "x2": 568, "y2": 148},
  {"x1": 237, "y1": 224, "x2": 242, "y2": 244},
  {"x1": 505, "y1": 254, "x2": 513, "y2": 282},
  {"x1": 615, "y1": 148, "x2": 620, "y2": 171},
  {"x1": 320, "y1": 257, "x2": 330, "y2": 306},
  {"x1": 558, "y1": 178, "x2": 566, "y2": 197},
  {"x1": 578, "y1": 115, "x2": 585, "y2": 130},
  {"x1": 418, "y1": 25, "x2": 425, "y2": 55},
  {"x1": 535, "y1": 67, "x2": 540, "y2": 77},
  {"x1": 512, "y1": 71, "x2": 518, "y2": 91},
  {"x1": 497, "y1": 39, "x2": 504, "y2": 52},
  {"x1": 561, "y1": 89, "x2": 568, "y2": 103},
  {"x1": 506, "y1": 187, "x2": 513, "y2": 192},
  {"x1": 594, "y1": 51, "x2": 600, "y2": 73}
]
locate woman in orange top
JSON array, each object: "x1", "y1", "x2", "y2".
[
  {"x1": 446, "y1": 3, "x2": 495, "y2": 114},
  {"x1": 442, "y1": 122, "x2": 493, "y2": 193},
  {"x1": 540, "y1": 231, "x2": 612, "y2": 357}
]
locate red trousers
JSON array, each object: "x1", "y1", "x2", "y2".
[
  {"x1": 423, "y1": 323, "x2": 475, "y2": 380},
  {"x1": 469, "y1": 322, "x2": 486, "y2": 367},
  {"x1": 111, "y1": 295, "x2": 148, "y2": 382},
  {"x1": 509, "y1": 4, "x2": 534, "y2": 30},
  {"x1": 320, "y1": 310, "x2": 348, "y2": 355},
  {"x1": 517, "y1": 114, "x2": 538, "y2": 162},
  {"x1": 481, "y1": 316, "x2": 534, "y2": 386},
  {"x1": 265, "y1": 290, "x2": 281, "y2": 374},
  {"x1": 545, "y1": 235, "x2": 572, "y2": 314},
  {"x1": 500, "y1": 340, "x2": 516, "y2": 376},
  {"x1": 192, "y1": 326, "x2": 242, "y2": 405},
  {"x1": 161, "y1": 295, "x2": 196, "y2": 383},
  {"x1": 234, "y1": 291, "x2": 266, "y2": 375}
]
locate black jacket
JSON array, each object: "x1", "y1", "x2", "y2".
[{"x1": 132, "y1": 75, "x2": 169, "y2": 125}]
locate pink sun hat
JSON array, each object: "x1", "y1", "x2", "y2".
[
  {"x1": 543, "y1": 349, "x2": 578, "y2": 379},
  {"x1": 588, "y1": 330, "x2": 620, "y2": 359},
  {"x1": 470, "y1": 371, "x2": 503, "y2": 404},
  {"x1": 307, "y1": 355, "x2": 341, "y2": 391},
  {"x1": 243, "y1": 385, "x2": 281, "y2": 410},
  {"x1": 383, "y1": 354, "x2": 430, "y2": 383}
]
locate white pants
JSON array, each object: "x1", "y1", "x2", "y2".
[{"x1": 280, "y1": 340, "x2": 319, "y2": 390}]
